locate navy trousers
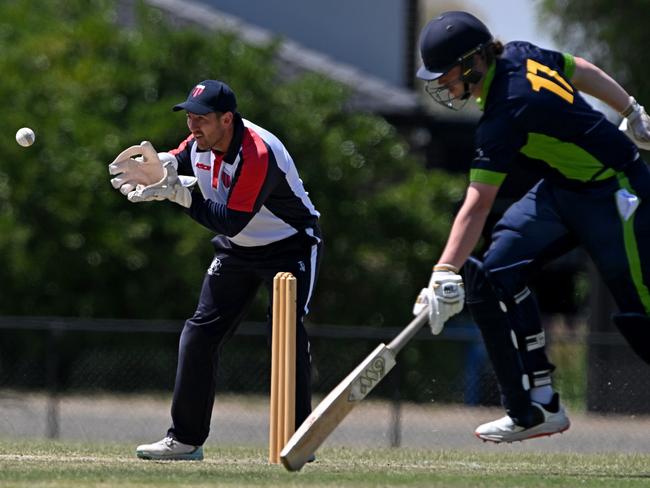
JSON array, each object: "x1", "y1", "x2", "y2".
[
  {"x1": 167, "y1": 234, "x2": 322, "y2": 446},
  {"x1": 477, "y1": 177, "x2": 650, "y2": 415}
]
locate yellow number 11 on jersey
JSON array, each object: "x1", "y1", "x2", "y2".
[{"x1": 526, "y1": 58, "x2": 574, "y2": 103}]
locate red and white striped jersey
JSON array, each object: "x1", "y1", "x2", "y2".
[{"x1": 170, "y1": 115, "x2": 320, "y2": 248}]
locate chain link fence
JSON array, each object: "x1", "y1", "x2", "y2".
[{"x1": 0, "y1": 315, "x2": 648, "y2": 453}]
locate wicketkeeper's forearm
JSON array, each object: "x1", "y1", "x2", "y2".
[{"x1": 187, "y1": 194, "x2": 253, "y2": 237}]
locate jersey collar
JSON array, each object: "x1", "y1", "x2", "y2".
[{"x1": 475, "y1": 61, "x2": 496, "y2": 111}]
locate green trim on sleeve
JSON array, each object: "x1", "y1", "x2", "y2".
[
  {"x1": 563, "y1": 53, "x2": 576, "y2": 80},
  {"x1": 469, "y1": 168, "x2": 506, "y2": 186}
]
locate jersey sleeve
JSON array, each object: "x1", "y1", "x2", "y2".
[
  {"x1": 562, "y1": 53, "x2": 576, "y2": 80},
  {"x1": 470, "y1": 107, "x2": 527, "y2": 186},
  {"x1": 186, "y1": 194, "x2": 253, "y2": 237},
  {"x1": 168, "y1": 134, "x2": 195, "y2": 176}
]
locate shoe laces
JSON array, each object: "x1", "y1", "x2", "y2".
[{"x1": 163, "y1": 437, "x2": 176, "y2": 447}]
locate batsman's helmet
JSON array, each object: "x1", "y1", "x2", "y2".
[{"x1": 417, "y1": 11, "x2": 492, "y2": 81}]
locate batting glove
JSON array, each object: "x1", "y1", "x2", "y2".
[
  {"x1": 413, "y1": 264, "x2": 464, "y2": 335},
  {"x1": 619, "y1": 97, "x2": 650, "y2": 150},
  {"x1": 413, "y1": 286, "x2": 442, "y2": 334}
]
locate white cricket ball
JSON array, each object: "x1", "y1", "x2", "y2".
[{"x1": 15, "y1": 127, "x2": 36, "y2": 147}]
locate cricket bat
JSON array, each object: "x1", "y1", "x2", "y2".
[{"x1": 280, "y1": 307, "x2": 430, "y2": 471}]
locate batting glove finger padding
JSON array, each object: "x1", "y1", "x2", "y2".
[{"x1": 412, "y1": 287, "x2": 444, "y2": 335}]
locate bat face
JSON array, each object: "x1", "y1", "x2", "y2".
[
  {"x1": 280, "y1": 344, "x2": 396, "y2": 471},
  {"x1": 348, "y1": 352, "x2": 393, "y2": 401}
]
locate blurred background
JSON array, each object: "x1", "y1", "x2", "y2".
[{"x1": 0, "y1": 0, "x2": 648, "y2": 451}]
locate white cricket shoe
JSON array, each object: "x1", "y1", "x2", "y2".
[
  {"x1": 475, "y1": 394, "x2": 570, "y2": 443},
  {"x1": 136, "y1": 436, "x2": 203, "y2": 460}
]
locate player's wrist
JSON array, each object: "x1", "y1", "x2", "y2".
[
  {"x1": 433, "y1": 263, "x2": 459, "y2": 274},
  {"x1": 621, "y1": 96, "x2": 639, "y2": 118}
]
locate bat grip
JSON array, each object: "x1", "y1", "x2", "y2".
[{"x1": 387, "y1": 307, "x2": 429, "y2": 354}]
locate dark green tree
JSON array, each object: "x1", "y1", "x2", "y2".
[
  {"x1": 538, "y1": 0, "x2": 650, "y2": 103},
  {"x1": 0, "y1": 0, "x2": 464, "y2": 326}
]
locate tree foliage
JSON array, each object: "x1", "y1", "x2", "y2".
[
  {"x1": 538, "y1": 0, "x2": 650, "y2": 103},
  {"x1": 0, "y1": 0, "x2": 464, "y2": 326}
]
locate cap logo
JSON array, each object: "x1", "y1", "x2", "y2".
[{"x1": 191, "y1": 84, "x2": 206, "y2": 97}]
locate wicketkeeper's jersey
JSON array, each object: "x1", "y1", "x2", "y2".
[{"x1": 170, "y1": 114, "x2": 321, "y2": 248}]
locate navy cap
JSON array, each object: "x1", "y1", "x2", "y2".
[
  {"x1": 417, "y1": 11, "x2": 492, "y2": 81},
  {"x1": 173, "y1": 80, "x2": 237, "y2": 114}
]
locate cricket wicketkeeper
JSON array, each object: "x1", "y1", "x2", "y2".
[{"x1": 109, "y1": 80, "x2": 323, "y2": 460}]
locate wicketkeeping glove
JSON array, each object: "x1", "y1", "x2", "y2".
[
  {"x1": 619, "y1": 97, "x2": 650, "y2": 151},
  {"x1": 109, "y1": 141, "x2": 167, "y2": 195},
  {"x1": 127, "y1": 163, "x2": 196, "y2": 208},
  {"x1": 412, "y1": 264, "x2": 465, "y2": 335},
  {"x1": 108, "y1": 141, "x2": 197, "y2": 208}
]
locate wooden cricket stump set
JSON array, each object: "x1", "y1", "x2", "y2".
[
  {"x1": 269, "y1": 272, "x2": 297, "y2": 464},
  {"x1": 267, "y1": 273, "x2": 430, "y2": 472}
]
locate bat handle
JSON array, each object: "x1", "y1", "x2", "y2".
[{"x1": 387, "y1": 307, "x2": 429, "y2": 354}]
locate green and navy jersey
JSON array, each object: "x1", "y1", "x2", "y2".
[{"x1": 471, "y1": 41, "x2": 640, "y2": 189}]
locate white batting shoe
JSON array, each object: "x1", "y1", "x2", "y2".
[
  {"x1": 136, "y1": 436, "x2": 203, "y2": 460},
  {"x1": 475, "y1": 394, "x2": 570, "y2": 443}
]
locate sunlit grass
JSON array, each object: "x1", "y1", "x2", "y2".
[{"x1": 0, "y1": 439, "x2": 648, "y2": 487}]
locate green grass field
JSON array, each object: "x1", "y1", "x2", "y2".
[{"x1": 0, "y1": 439, "x2": 648, "y2": 487}]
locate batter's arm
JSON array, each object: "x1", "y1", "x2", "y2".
[
  {"x1": 438, "y1": 182, "x2": 500, "y2": 270},
  {"x1": 570, "y1": 57, "x2": 631, "y2": 113}
]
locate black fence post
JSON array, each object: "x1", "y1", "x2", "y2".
[
  {"x1": 46, "y1": 324, "x2": 62, "y2": 439},
  {"x1": 389, "y1": 362, "x2": 402, "y2": 448}
]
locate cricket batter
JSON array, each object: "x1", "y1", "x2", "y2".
[
  {"x1": 110, "y1": 80, "x2": 322, "y2": 459},
  {"x1": 414, "y1": 11, "x2": 650, "y2": 443}
]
